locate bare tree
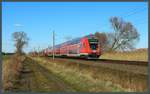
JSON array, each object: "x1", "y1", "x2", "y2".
[
  {"x1": 108, "y1": 17, "x2": 140, "y2": 51},
  {"x1": 12, "y1": 31, "x2": 29, "y2": 55}
]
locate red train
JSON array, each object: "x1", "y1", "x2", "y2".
[{"x1": 44, "y1": 34, "x2": 101, "y2": 59}]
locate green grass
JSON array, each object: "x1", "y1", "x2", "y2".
[{"x1": 100, "y1": 48, "x2": 148, "y2": 61}]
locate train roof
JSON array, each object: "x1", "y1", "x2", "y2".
[
  {"x1": 55, "y1": 44, "x2": 62, "y2": 48},
  {"x1": 48, "y1": 34, "x2": 96, "y2": 49},
  {"x1": 62, "y1": 37, "x2": 81, "y2": 45},
  {"x1": 84, "y1": 34, "x2": 96, "y2": 39},
  {"x1": 61, "y1": 34, "x2": 96, "y2": 45}
]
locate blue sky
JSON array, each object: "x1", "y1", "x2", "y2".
[{"x1": 2, "y1": 2, "x2": 148, "y2": 53}]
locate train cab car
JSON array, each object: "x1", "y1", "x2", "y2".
[
  {"x1": 79, "y1": 35, "x2": 100, "y2": 59},
  {"x1": 59, "y1": 34, "x2": 100, "y2": 59}
]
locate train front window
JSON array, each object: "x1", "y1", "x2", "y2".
[
  {"x1": 88, "y1": 39, "x2": 98, "y2": 50},
  {"x1": 90, "y1": 44, "x2": 98, "y2": 50}
]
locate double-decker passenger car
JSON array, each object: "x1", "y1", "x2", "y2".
[{"x1": 44, "y1": 34, "x2": 101, "y2": 59}]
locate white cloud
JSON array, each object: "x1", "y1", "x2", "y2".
[{"x1": 14, "y1": 24, "x2": 24, "y2": 27}]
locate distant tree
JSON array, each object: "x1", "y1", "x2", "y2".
[
  {"x1": 94, "y1": 32, "x2": 109, "y2": 53},
  {"x1": 107, "y1": 17, "x2": 140, "y2": 51},
  {"x1": 12, "y1": 31, "x2": 29, "y2": 55}
]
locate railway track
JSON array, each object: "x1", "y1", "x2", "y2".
[
  {"x1": 89, "y1": 59, "x2": 147, "y2": 66},
  {"x1": 98, "y1": 59, "x2": 148, "y2": 66},
  {"x1": 44, "y1": 56, "x2": 148, "y2": 66}
]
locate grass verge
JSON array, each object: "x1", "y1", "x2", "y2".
[
  {"x1": 2, "y1": 55, "x2": 25, "y2": 91},
  {"x1": 31, "y1": 57, "x2": 128, "y2": 92}
]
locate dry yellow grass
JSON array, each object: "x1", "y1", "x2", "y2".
[
  {"x1": 2, "y1": 55, "x2": 25, "y2": 91},
  {"x1": 100, "y1": 48, "x2": 148, "y2": 61},
  {"x1": 32, "y1": 56, "x2": 148, "y2": 92},
  {"x1": 31, "y1": 57, "x2": 133, "y2": 92}
]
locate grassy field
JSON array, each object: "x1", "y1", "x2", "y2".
[
  {"x1": 32, "y1": 57, "x2": 126, "y2": 92},
  {"x1": 2, "y1": 54, "x2": 148, "y2": 92},
  {"x1": 100, "y1": 48, "x2": 148, "y2": 61},
  {"x1": 32, "y1": 57, "x2": 148, "y2": 92},
  {"x1": 3, "y1": 55, "x2": 126, "y2": 92}
]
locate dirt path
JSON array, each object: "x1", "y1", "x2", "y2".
[{"x1": 14, "y1": 57, "x2": 76, "y2": 92}]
